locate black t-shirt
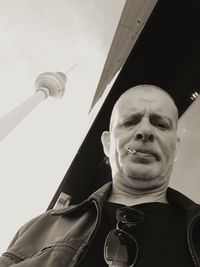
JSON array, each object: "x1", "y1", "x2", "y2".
[{"x1": 80, "y1": 202, "x2": 193, "y2": 266}]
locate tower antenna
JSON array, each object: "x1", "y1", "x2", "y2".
[{"x1": 65, "y1": 64, "x2": 78, "y2": 75}]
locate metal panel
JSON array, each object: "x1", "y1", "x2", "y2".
[{"x1": 90, "y1": 0, "x2": 159, "y2": 110}]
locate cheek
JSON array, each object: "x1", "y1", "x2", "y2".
[
  {"x1": 160, "y1": 137, "x2": 177, "y2": 161},
  {"x1": 109, "y1": 131, "x2": 129, "y2": 161},
  {"x1": 113, "y1": 130, "x2": 132, "y2": 149}
]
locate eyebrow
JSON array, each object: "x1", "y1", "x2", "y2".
[
  {"x1": 123, "y1": 112, "x2": 174, "y2": 127},
  {"x1": 150, "y1": 113, "x2": 173, "y2": 127},
  {"x1": 124, "y1": 113, "x2": 141, "y2": 121}
]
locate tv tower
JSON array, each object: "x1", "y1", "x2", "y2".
[{"x1": 0, "y1": 72, "x2": 67, "y2": 143}]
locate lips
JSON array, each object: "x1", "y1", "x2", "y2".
[{"x1": 133, "y1": 149, "x2": 160, "y2": 160}]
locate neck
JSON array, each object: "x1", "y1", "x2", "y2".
[{"x1": 107, "y1": 182, "x2": 168, "y2": 206}]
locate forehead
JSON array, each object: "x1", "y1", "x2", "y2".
[{"x1": 111, "y1": 87, "x2": 178, "y2": 124}]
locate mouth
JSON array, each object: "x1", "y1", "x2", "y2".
[{"x1": 129, "y1": 148, "x2": 160, "y2": 161}]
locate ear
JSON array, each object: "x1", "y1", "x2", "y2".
[
  {"x1": 101, "y1": 131, "x2": 110, "y2": 157},
  {"x1": 174, "y1": 136, "x2": 180, "y2": 162}
]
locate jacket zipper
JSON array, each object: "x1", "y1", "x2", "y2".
[
  {"x1": 187, "y1": 215, "x2": 200, "y2": 267},
  {"x1": 75, "y1": 200, "x2": 101, "y2": 266}
]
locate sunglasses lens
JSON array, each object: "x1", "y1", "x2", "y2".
[
  {"x1": 104, "y1": 229, "x2": 138, "y2": 267},
  {"x1": 117, "y1": 207, "x2": 144, "y2": 224}
]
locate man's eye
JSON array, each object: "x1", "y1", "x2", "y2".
[
  {"x1": 123, "y1": 120, "x2": 138, "y2": 127},
  {"x1": 124, "y1": 121, "x2": 133, "y2": 126},
  {"x1": 156, "y1": 122, "x2": 169, "y2": 130}
]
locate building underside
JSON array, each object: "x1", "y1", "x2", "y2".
[{"x1": 48, "y1": 0, "x2": 200, "y2": 208}]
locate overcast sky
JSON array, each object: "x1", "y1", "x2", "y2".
[{"x1": 0, "y1": 0, "x2": 125, "y2": 252}]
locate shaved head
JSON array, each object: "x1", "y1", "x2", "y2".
[{"x1": 110, "y1": 85, "x2": 178, "y2": 130}]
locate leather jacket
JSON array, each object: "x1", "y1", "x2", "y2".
[{"x1": 1, "y1": 182, "x2": 200, "y2": 267}]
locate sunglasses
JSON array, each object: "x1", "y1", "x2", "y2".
[{"x1": 104, "y1": 206, "x2": 144, "y2": 267}]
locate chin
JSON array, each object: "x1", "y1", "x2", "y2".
[
  {"x1": 125, "y1": 165, "x2": 160, "y2": 180},
  {"x1": 124, "y1": 166, "x2": 169, "y2": 190}
]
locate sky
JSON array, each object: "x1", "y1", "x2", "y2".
[{"x1": 0, "y1": 0, "x2": 125, "y2": 252}]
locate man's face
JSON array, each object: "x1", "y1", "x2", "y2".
[{"x1": 101, "y1": 86, "x2": 179, "y2": 192}]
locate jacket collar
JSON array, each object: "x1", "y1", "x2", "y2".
[
  {"x1": 51, "y1": 182, "x2": 112, "y2": 215},
  {"x1": 51, "y1": 182, "x2": 200, "y2": 221},
  {"x1": 166, "y1": 187, "x2": 200, "y2": 223}
]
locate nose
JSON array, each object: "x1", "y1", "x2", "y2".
[{"x1": 134, "y1": 120, "x2": 154, "y2": 142}]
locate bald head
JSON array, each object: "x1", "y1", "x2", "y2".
[{"x1": 110, "y1": 85, "x2": 178, "y2": 130}]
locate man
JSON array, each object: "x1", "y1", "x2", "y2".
[{"x1": 0, "y1": 85, "x2": 200, "y2": 267}]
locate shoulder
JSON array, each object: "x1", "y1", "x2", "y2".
[{"x1": 7, "y1": 210, "x2": 54, "y2": 249}]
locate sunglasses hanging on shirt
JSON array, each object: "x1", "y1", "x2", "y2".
[{"x1": 104, "y1": 206, "x2": 144, "y2": 267}]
